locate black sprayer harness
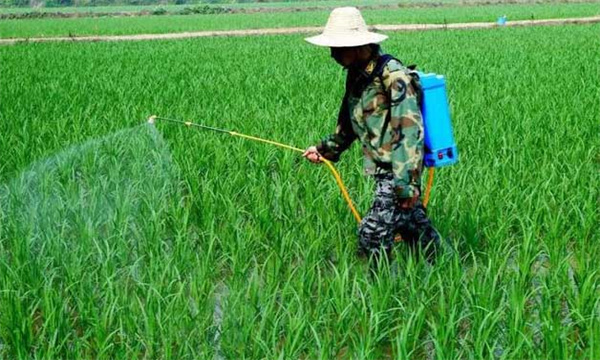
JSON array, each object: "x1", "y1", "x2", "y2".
[{"x1": 344, "y1": 54, "x2": 424, "y2": 166}]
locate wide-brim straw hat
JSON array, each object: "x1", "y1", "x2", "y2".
[{"x1": 305, "y1": 7, "x2": 388, "y2": 47}]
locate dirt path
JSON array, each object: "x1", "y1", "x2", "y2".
[{"x1": 2, "y1": 15, "x2": 599, "y2": 45}]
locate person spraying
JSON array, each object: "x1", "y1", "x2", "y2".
[{"x1": 302, "y1": 7, "x2": 441, "y2": 267}]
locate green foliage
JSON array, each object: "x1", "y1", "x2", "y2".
[
  {"x1": 0, "y1": 24, "x2": 599, "y2": 358},
  {"x1": 151, "y1": 5, "x2": 166, "y2": 14},
  {"x1": 177, "y1": 4, "x2": 228, "y2": 14},
  {"x1": 2, "y1": 2, "x2": 600, "y2": 38},
  {"x1": 0, "y1": 0, "x2": 356, "y2": 8}
]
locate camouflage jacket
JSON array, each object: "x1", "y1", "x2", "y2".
[{"x1": 316, "y1": 54, "x2": 424, "y2": 199}]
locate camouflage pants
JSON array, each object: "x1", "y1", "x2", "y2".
[{"x1": 358, "y1": 173, "x2": 440, "y2": 262}]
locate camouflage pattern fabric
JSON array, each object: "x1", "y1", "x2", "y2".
[
  {"x1": 358, "y1": 173, "x2": 440, "y2": 262},
  {"x1": 316, "y1": 52, "x2": 424, "y2": 199}
]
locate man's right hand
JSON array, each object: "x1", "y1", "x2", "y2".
[
  {"x1": 397, "y1": 187, "x2": 420, "y2": 209},
  {"x1": 302, "y1": 146, "x2": 322, "y2": 163}
]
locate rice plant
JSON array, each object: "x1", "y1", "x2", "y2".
[
  {"x1": 0, "y1": 24, "x2": 598, "y2": 359},
  {"x1": 1, "y1": 2, "x2": 599, "y2": 39}
]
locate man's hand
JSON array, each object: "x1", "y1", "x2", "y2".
[
  {"x1": 397, "y1": 187, "x2": 420, "y2": 209},
  {"x1": 302, "y1": 146, "x2": 322, "y2": 163}
]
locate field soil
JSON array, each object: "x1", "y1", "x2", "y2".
[{"x1": 1, "y1": 15, "x2": 599, "y2": 44}]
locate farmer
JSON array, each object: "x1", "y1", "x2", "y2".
[{"x1": 302, "y1": 7, "x2": 441, "y2": 267}]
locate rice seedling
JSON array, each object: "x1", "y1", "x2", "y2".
[
  {"x1": 1, "y1": 2, "x2": 599, "y2": 39},
  {"x1": 0, "y1": 23, "x2": 598, "y2": 359}
]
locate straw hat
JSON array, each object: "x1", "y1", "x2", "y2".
[{"x1": 305, "y1": 7, "x2": 388, "y2": 47}]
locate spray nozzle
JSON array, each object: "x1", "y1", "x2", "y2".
[{"x1": 148, "y1": 115, "x2": 157, "y2": 125}]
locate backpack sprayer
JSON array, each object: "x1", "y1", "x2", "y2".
[
  {"x1": 419, "y1": 72, "x2": 459, "y2": 167},
  {"x1": 147, "y1": 72, "x2": 457, "y2": 227}
]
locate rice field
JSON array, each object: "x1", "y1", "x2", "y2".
[
  {"x1": 1, "y1": 2, "x2": 600, "y2": 38},
  {"x1": 0, "y1": 0, "x2": 406, "y2": 14},
  {"x1": 0, "y1": 19, "x2": 599, "y2": 359},
  {"x1": 0, "y1": 0, "x2": 585, "y2": 14}
]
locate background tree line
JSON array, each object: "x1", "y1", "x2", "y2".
[{"x1": 1, "y1": 0, "x2": 307, "y2": 8}]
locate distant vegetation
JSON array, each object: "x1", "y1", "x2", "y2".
[
  {"x1": 1, "y1": 0, "x2": 309, "y2": 8},
  {"x1": 0, "y1": 4, "x2": 232, "y2": 18}
]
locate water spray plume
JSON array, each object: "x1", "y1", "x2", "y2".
[
  {"x1": 147, "y1": 115, "x2": 363, "y2": 224},
  {"x1": 146, "y1": 115, "x2": 434, "y2": 232}
]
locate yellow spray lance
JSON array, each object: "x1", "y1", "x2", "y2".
[{"x1": 147, "y1": 115, "x2": 434, "y2": 230}]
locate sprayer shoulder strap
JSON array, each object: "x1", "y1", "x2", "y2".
[
  {"x1": 375, "y1": 56, "x2": 423, "y2": 108},
  {"x1": 405, "y1": 64, "x2": 424, "y2": 110},
  {"x1": 373, "y1": 55, "x2": 424, "y2": 149}
]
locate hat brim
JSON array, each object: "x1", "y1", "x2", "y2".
[{"x1": 305, "y1": 31, "x2": 388, "y2": 47}]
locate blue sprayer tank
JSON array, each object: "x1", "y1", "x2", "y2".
[{"x1": 418, "y1": 72, "x2": 458, "y2": 168}]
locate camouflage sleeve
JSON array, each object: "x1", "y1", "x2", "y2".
[
  {"x1": 316, "y1": 95, "x2": 357, "y2": 162},
  {"x1": 387, "y1": 72, "x2": 424, "y2": 198}
]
